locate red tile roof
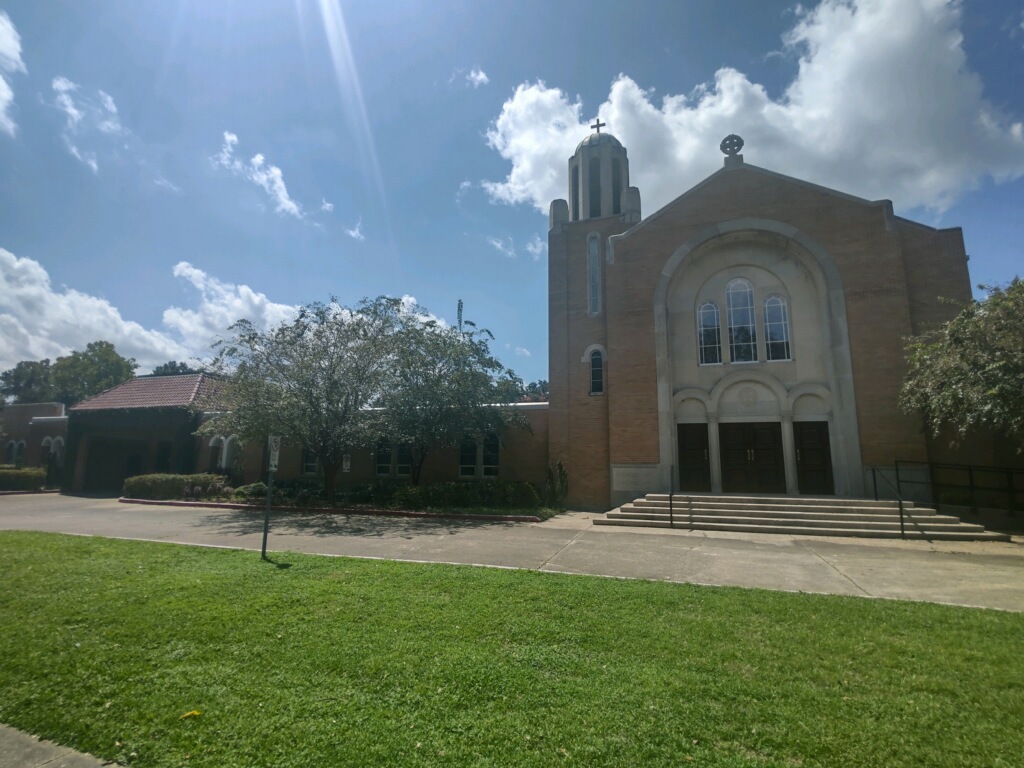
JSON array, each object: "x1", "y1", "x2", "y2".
[{"x1": 69, "y1": 374, "x2": 225, "y2": 412}]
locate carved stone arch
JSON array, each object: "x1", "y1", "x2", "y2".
[
  {"x1": 580, "y1": 343, "x2": 607, "y2": 363},
  {"x1": 786, "y1": 382, "x2": 832, "y2": 413},
  {"x1": 708, "y1": 369, "x2": 789, "y2": 416},
  {"x1": 653, "y1": 218, "x2": 863, "y2": 496}
]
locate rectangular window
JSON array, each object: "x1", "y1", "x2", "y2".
[
  {"x1": 375, "y1": 439, "x2": 392, "y2": 476},
  {"x1": 301, "y1": 448, "x2": 319, "y2": 476},
  {"x1": 459, "y1": 438, "x2": 477, "y2": 477},
  {"x1": 482, "y1": 433, "x2": 499, "y2": 478},
  {"x1": 727, "y1": 280, "x2": 758, "y2": 363},
  {"x1": 697, "y1": 302, "x2": 722, "y2": 365},
  {"x1": 395, "y1": 443, "x2": 412, "y2": 477}
]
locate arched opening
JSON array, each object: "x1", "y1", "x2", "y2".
[
  {"x1": 612, "y1": 159, "x2": 622, "y2": 214},
  {"x1": 588, "y1": 157, "x2": 601, "y2": 218},
  {"x1": 571, "y1": 165, "x2": 580, "y2": 221}
]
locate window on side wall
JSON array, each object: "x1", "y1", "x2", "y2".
[
  {"x1": 459, "y1": 438, "x2": 477, "y2": 478},
  {"x1": 375, "y1": 439, "x2": 391, "y2": 476},
  {"x1": 301, "y1": 448, "x2": 319, "y2": 476},
  {"x1": 590, "y1": 350, "x2": 604, "y2": 395}
]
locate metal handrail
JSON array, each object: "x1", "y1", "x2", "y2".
[
  {"x1": 868, "y1": 466, "x2": 908, "y2": 539},
  {"x1": 894, "y1": 460, "x2": 1022, "y2": 516}
]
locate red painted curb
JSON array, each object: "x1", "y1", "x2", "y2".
[
  {"x1": 118, "y1": 497, "x2": 543, "y2": 523},
  {"x1": 0, "y1": 489, "x2": 60, "y2": 496}
]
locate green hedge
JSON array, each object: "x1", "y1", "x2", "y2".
[
  {"x1": 122, "y1": 473, "x2": 229, "y2": 500},
  {"x1": 0, "y1": 468, "x2": 46, "y2": 491},
  {"x1": 393, "y1": 481, "x2": 541, "y2": 510}
]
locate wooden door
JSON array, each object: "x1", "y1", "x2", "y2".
[
  {"x1": 719, "y1": 423, "x2": 786, "y2": 493},
  {"x1": 794, "y1": 421, "x2": 834, "y2": 495},
  {"x1": 677, "y1": 424, "x2": 711, "y2": 492}
]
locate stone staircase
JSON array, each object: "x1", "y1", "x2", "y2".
[{"x1": 595, "y1": 494, "x2": 1011, "y2": 541}]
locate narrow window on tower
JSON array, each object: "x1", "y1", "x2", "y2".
[
  {"x1": 588, "y1": 157, "x2": 601, "y2": 218},
  {"x1": 590, "y1": 350, "x2": 604, "y2": 395},
  {"x1": 571, "y1": 165, "x2": 580, "y2": 221},
  {"x1": 612, "y1": 159, "x2": 622, "y2": 214},
  {"x1": 764, "y1": 295, "x2": 792, "y2": 361},
  {"x1": 697, "y1": 301, "x2": 722, "y2": 364},
  {"x1": 727, "y1": 278, "x2": 758, "y2": 362},
  {"x1": 587, "y1": 234, "x2": 601, "y2": 315}
]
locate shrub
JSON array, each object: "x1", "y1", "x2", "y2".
[
  {"x1": 392, "y1": 481, "x2": 540, "y2": 511},
  {"x1": 545, "y1": 461, "x2": 569, "y2": 509},
  {"x1": 233, "y1": 482, "x2": 268, "y2": 501},
  {"x1": 123, "y1": 473, "x2": 227, "y2": 501},
  {"x1": 0, "y1": 468, "x2": 46, "y2": 491},
  {"x1": 509, "y1": 481, "x2": 541, "y2": 509}
]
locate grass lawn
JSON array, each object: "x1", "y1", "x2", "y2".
[{"x1": 0, "y1": 532, "x2": 1021, "y2": 767}]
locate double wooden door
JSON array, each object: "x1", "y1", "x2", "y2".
[{"x1": 719, "y1": 422, "x2": 786, "y2": 493}]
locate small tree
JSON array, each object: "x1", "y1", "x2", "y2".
[
  {"x1": 378, "y1": 304, "x2": 525, "y2": 484},
  {"x1": 201, "y1": 297, "x2": 405, "y2": 502},
  {"x1": 901, "y1": 278, "x2": 1024, "y2": 450}
]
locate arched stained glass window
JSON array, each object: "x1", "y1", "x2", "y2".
[
  {"x1": 590, "y1": 350, "x2": 604, "y2": 394},
  {"x1": 697, "y1": 301, "x2": 722, "y2": 365},
  {"x1": 764, "y1": 295, "x2": 791, "y2": 361},
  {"x1": 726, "y1": 278, "x2": 758, "y2": 362}
]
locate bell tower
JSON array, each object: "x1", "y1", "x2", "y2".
[
  {"x1": 547, "y1": 121, "x2": 642, "y2": 508},
  {"x1": 566, "y1": 119, "x2": 640, "y2": 222}
]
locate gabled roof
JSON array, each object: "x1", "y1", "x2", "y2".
[{"x1": 69, "y1": 373, "x2": 224, "y2": 412}]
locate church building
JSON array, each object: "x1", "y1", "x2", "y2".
[{"x1": 547, "y1": 126, "x2": 983, "y2": 510}]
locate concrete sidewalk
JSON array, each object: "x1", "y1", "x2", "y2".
[
  {"x1": 1, "y1": 494, "x2": 1023, "y2": 766},
  {"x1": 0, "y1": 725, "x2": 107, "y2": 767},
  {"x1": 2, "y1": 493, "x2": 1023, "y2": 611}
]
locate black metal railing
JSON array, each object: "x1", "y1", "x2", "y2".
[
  {"x1": 894, "y1": 460, "x2": 1022, "y2": 517},
  {"x1": 868, "y1": 466, "x2": 908, "y2": 539}
]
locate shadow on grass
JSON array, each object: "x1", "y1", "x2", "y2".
[
  {"x1": 261, "y1": 555, "x2": 293, "y2": 569},
  {"x1": 195, "y1": 508, "x2": 519, "y2": 541}
]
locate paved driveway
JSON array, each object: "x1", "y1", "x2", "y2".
[{"x1": 2, "y1": 493, "x2": 1023, "y2": 611}]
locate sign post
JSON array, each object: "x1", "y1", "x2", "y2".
[
  {"x1": 262, "y1": 435, "x2": 281, "y2": 560},
  {"x1": 342, "y1": 453, "x2": 351, "y2": 502}
]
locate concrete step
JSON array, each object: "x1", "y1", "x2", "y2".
[
  {"x1": 595, "y1": 493, "x2": 1011, "y2": 541},
  {"x1": 593, "y1": 516, "x2": 1012, "y2": 541},
  {"x1": 642, "y1": 493, "x2": 922, "y2": 510},
  {"x1": 607, "y1": 510, "x2": 989, "y2": 533},
  {"x1": 614, "y1": 506, "x2": 964, "y2": 527},
  {"x1": 624, "y1": 500, "x2": 938, "y2": 517}
]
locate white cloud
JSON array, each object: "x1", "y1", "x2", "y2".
[
  {"x1": 162, "y1": 262, "x2": 297, "y2": 350},
  {"x1": 487, "y1": 236, "x2": 516, "y2": 258},
  {"x1": 345, "y1": 217, "x2": 365, "y2": 241},
  {"x1": 50, "y1": 76, "x2": 126, "y2": 172},
  {"x1": 456, "y1": 179, "x2": 472, "y2": 202},
  {"x1": 211, "y1": 131, "x2": 303, "y2": 218},
  {"x1": 514, "y1": 346, "x2": 531, "y2": 357},
  {"x1": 321, "y1": 198, "x2": 334, "y2": 212},
  {"x1": 0, "y1": 11, "x2": 26, "y2": 137},
  {"x1": 154, "y1": 176, "x2": 181, "y2": 194},
  {"x1": 525, "y1": 234, "x2": 546, "y2": 261},
  {"x1": 484, "y1": 0, "x2": 1024, "y2": 215},
  {"x1": 467, "y1": 68, "x2": 490, "y2": 88},
  {"x1": 0, "y1": 247, "x2": 299, "y2": 373}
]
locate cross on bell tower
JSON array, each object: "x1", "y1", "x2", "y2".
[{"x1": 590, "y1": 118, "x2": 606, "y2": 134}]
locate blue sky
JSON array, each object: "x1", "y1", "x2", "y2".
[{"x1": 1, "y1": 0, "x2": 1023, "y2": 382}]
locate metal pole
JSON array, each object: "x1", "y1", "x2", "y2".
[
  {"x1": 898, "y1": 497, "x2": 905, "y2": 539},
  {"x1": 261, "y1": 470, "x2": 274, "y2": 559},
  {"x1": 872, "y1": 467, "x2": 878, "y2": 501}
]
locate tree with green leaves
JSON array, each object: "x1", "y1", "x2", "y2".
[
  {"x1": 151, "y1": 360, "x2": 200, "y2": 376},
  {"x1": 522, "y1": 380, "x2": 549, "y2": 402},
  {"x1": 200, "y1": 297, "x2": 406, "y2": 502},
  {"x1": 378, "y1": 303, "x2": 525, "y2": 485},
  {"x1": 50, "y1": 341, "x2": 137, "y2": 406},
  {"x1": 901, "y1": 278, "x2": 1024, "y2": 450},
  {"x1": 1, "y1": 359, "x2": 56, "y2": 403}
]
